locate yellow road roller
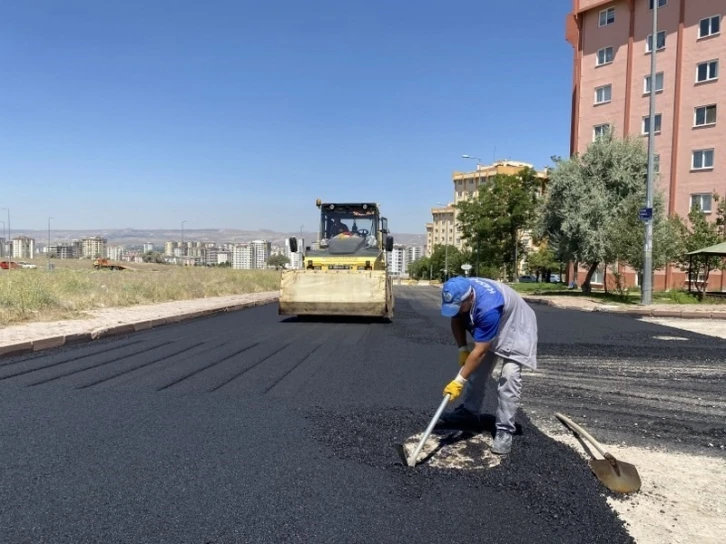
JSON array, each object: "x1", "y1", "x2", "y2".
[{"x1": 278, "y1": 199, "x2": 394, "y2": 320}]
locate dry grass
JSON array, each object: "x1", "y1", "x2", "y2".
[{"x1": 0, "y1": 260, "x2": 281, "y2": 326}]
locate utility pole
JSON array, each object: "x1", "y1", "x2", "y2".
[{"x1": 642, "y1": 0, "x2": 659, "y2": 305}]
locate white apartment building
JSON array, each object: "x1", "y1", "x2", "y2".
[
  {"x1": 12, "y1": 236, "x2": 35, "y2": 259},
  {"x1": 250, "y1": 239, "x2": 271, "y2": 269},
  {"x1": 143, "y1": 243, "x2": 154, "y2": 253},
  {"x1": 81, "y1": 237, "x2": 107, "y2": 259},
  {"x1": 232, "y1": 244, "x2": 254, "y2": 270},
  {"x1": 406, "y1": 245, "x2": 423, "y2": 265},
  {"x1": 0, "y1": 237, "x2": 5, "y2": 257},
  {"x1": 389, "y1": 245, "x2": 406, "y2": 276},
  {"x1": 107, "y1": 245, "x2": 126, "y2": 261},
  {"x1": 164, "y1": 241, "x2": 178, "y2": 256},
  {"x1": 217, "y1": 251, "x2": 230, "y2": 265},
  {"x1": 285, "y1": 237, "x2": 304, "y2": 269}
]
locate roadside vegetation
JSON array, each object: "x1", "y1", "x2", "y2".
[
  {"x1": 0, "y1": 260, "x2": 281, "y2": 326},
  {"x1": 409, "y1": 130, "x2": 726, "y2": 304}
]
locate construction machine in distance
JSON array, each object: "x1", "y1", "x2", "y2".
[{"x1": 278, "y1": 199, "x2": 395, "y2": 320}]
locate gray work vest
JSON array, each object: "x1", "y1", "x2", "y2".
[{"x1": 469, "y1": 279, "x2": 538, "y2": 370}]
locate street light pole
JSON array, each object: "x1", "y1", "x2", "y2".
[{"x1": 642, "y1": 0, "x2": 659, "y2": 305}]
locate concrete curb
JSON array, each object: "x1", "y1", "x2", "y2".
[
  {"x1": 522, "y1": 296, "x2": 726, "y2": 320},
  {"x1": 0, "y1": 295, "x2": 280, "y2": 359}
]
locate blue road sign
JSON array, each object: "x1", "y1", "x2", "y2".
[{"x1": 638, "y1": 207, "x2": 653, "y2": 221}]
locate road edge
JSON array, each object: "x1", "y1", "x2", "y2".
[
  {"x1": 0, "y1": 295, "x2": 280, "y2": 359},
  {"x1": 522, "y1": 296, "x2": 726, "y2": 320}
]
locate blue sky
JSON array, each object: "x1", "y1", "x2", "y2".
[{"x1": 1, "y1": 0, "x2": 574, "y2": 234}]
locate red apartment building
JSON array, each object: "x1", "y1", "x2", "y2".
[{"x1": 566, "y1": 0, "x2": 724, "y2": 291}]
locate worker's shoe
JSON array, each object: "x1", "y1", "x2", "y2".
[
  {"x1": 437, "y1": 405, "x2": 480, "y2": 428},
  {"x1": 491, "y1": 431, "x2": 513, "y2": 455}
]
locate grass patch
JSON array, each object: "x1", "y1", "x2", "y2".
[{"x1": 0, "y1": 265, "x2": 281, "y2": 326}]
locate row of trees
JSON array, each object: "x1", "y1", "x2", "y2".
[{"x1": 410, "y1": 130, "x2": 726, "y2": 293}]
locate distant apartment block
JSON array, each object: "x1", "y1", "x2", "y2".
[
  {"x1": 107, "y1": 245, "x2": 126, "y2": 261},
  {"x1": 250, "y1": 240, "x2": 271, "y2": 269},
  {"x1": 12, "y1": 236, "x2": 35, "y2": 259},
  {"x1": 425, "y1": 160, "x2": 548, "y2": 257},
  {"x1": 48, "y1": 242, "x2": 79, "y2": 259},
  {"x1": 143, "y1": 242, "x2": 154, "y2": 253},
  {"x1": 232, "y1": 244, "x2": 254, "y2": 270},
  {"x1": 164, "y1": 241, "x2": 178, "y2": 256},
  {"x1": 0, "y1": 237, "x2": 5, "y2": 258},
  {"x1": 566, "y1": 0, "x2": 725, "y2": 290},
  {"x1": 80, "y1": 236, "x2": 107, "y2": 259},
  {"x1": 285, "y1": 237, "x2": 304, "y2": 269},
  {"x1": 389, "y1": 244, "x2": 425, "y2": 277}
]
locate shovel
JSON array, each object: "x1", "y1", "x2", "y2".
[
  {"x1": 395, "y1": 394, "x2": 451, "y2": 467},
  {"x1": 554, "y1": 412, "x2": 641, "y2": 494}
]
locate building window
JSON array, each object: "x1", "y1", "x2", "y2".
[
  {"x1": 692, "y1": 149, "x2": 715, "y2": 170},
  {"x1": 644, "y1": 72, "x2": 664, "y2": 93},
  {"x1": 649, "y1": 0, "x2": 667, "y2": 8},
  {"x1": 594, "y1": 84, "x2": 612, "y2": 104},
  {"x1": 694, "y1": 104, "x2": 717, "y2": 127},
  {"x1": 593, "y1": 123, "x2": 611, "y2": 140},
  {"x1": 699, "y1": 15, "x2": 721, "y2": 38},
  {"x1": 642, "y1": 114, "x2": 662, "y2": 135},
  {"x1": 646, "y1": 31, "x2": 666, "y2": 53},
  {"x1": 690, "y1": 193, "x2": 713, "y2": 213},
  {"x1": 596, "y1": 46, "x2": 614, "y2": 66},
  {"x1": 696, "y1": 60, "x2": 718, "y2": 82},
  {"x1": 599, "y1": 7, "x2": 615, "y2": 27}
]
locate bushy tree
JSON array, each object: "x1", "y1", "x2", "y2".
[
  {"x1": 540, "y1": 131, "x2": 654, "y2": 293},
  {"x1": 408, "y1": 256, "x2": 431, "y2": 279},
  {"x1": 267, "y1": 253, "x2": 290, "y2": 270},
  {"x1": 456, "y1": 167, "x2": 541, "y2": 281}
]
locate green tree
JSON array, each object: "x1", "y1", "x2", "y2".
[
  {"x1": 408, "y1": 256, "x2": 431, "y2": 279},
  {"x1": 539, "y1": 130, "x2": 650, "y2": 294},
  {"x1": 267, "y1": 253, "x2": 290, "y2": 270},
  {"x1": 525, "y1": 241, "x2": 561, "y2": 282},
  {"x1": 609, "y1": 190, "x2": 685, "y2": 281},
  {"x1": 426, "y1": 244, "x2": 473, "y2": 281},
  {"x1": 671, "y1": 193, "x2": 726, "y2": 294},
  {"x1": 142, "y1": 251, "x2": 166, "y2": 264},
  {"x1": 456, "y1": 167, "x2": 541, "y2": 281}
]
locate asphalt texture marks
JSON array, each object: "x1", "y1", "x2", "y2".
[{"x1": 5, "y1": 286, "x2": 713, "y2": 543}]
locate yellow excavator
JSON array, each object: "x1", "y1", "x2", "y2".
[{"x1": 278, "y1": 199, "x2": 395, "y2": 320}]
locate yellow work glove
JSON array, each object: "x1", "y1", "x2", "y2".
[
  {"x1": 443, "y1": 374, "x2": 467, "y2": 402},
  {"x1": 458, "y1": 345, "x2": 471, "y2": 367}
]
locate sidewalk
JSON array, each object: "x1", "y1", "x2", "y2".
[
  {"x1": 0, "y1": 291, "x2": 280, "y2": 357},
  {"x1": 522, "y1": 294, "x2": 726, "y2": 319}
]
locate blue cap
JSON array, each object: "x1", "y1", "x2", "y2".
[{"x1": 441, "y1": 276, "x2": 473, "y2": 317}]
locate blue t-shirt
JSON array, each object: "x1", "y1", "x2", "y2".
[{"x1": 462, "y1": 278, "x2": 505, "y2": 343}]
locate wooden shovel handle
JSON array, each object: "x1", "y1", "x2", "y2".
[{"x1": 554, "y1": 412, "x2": 612, "y2": 460}]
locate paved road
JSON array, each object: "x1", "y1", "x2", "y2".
[{"x1": 1, "y1": 286, "x2": 722, "y2": 543}]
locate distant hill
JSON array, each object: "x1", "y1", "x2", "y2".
[{"x1": 9, "y1": 228, "x2": 426, "y2": 248}]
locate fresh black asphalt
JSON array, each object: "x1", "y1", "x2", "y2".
[{"x1": 1, "y1": 286, "x2": 723, "y2": 543}]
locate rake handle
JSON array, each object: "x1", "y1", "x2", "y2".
[
  {"x1": 408, "y1": 394, "x2": 452, "y2": 466},
  {"x1": 554, "y1": 412, "x2": 613, "y2": 461}
]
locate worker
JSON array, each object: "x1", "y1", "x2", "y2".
[
  {"x1": 329, "y1": 217, "x2": 350, "y2": 236},
  {"x1": 438, "y1": 275, "x2": 538, "y2": 455}
]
